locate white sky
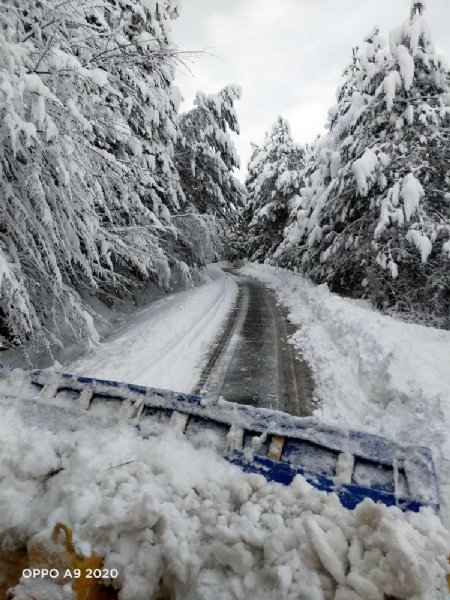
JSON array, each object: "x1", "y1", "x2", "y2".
[{"x1": 172, "y1": 0, "x2": 450, "y2": 180}]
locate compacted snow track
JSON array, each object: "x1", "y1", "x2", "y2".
[
  {"x1": 197, "y1": 268, "x2": 314, "y2": 416},
  {"x1": 68, "y1": 266, "x2": 238, "y2": 392}
]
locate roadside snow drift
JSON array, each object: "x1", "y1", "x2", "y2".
[
  {"x1": 241, "y1": 264, "x2": 450, "y2": 449},
  {"x1": 0, "y1": 404, "x2": 448, "y2": 600},
  {"x1": 68, "y1": 267, "x2": 237, "y2": 393}
]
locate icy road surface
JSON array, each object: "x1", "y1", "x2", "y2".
[{"x1": 69, "y1": 266, "x2": 238, "y2": 392}]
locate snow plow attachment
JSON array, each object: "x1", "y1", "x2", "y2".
[{"x1": 0, "y1": 365, "x2": 440, "y2": 514}]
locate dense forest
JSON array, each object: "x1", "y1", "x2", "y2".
[
  {"x1": 247, "y1": 1, "x2": 450, "y2": 328},
  {"x1": 1, "y1": 0, "x2": 449, "y2": 358}
]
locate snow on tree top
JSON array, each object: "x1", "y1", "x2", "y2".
[
  {"x1": 410, "y1": 0, "x2": 427, "y2": 15},
  {"x1": 363, "y1": 26, "x2": 381, "y2": 44},
  {"x1": 269, "y1": 0, "x2": 450, "y2": 328},
  {"x1": 390, "y1": 0, "x2": 434, "y2": 56}
]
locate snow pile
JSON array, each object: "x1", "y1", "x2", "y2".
[{"x1": 0, "y1": 406, "x2": 448, "y2": 600}]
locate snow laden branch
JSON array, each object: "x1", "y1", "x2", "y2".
[{"x1": 0, "y1": 0, "x2": 241, "y2": 356}]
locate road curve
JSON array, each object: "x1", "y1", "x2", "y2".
[{"x1": 194, "y1": 268, "x2": 315, "y2": 418}]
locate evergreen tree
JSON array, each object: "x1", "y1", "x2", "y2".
[
  {"x1": 175, "y1": 85, "x2": 246, "y2": 259},
  {"x1": 276, "y1": 1, "x2": 450, "y2": 326},
  {"x1": 0, "y1": 0, "x2": 196, "y2": 354},
  {"x1": 245, "y1": 117, "x2": 304, "y2": 263}
]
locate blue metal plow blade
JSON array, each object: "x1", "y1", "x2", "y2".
[{"x1": 0, "y1": 365, "x2": 440, "y2": 513}]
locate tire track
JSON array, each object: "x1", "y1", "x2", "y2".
[
  {"x1": 195, "y1": 268, "x2": 315, "y2": 417},
  {"x1": 193, "y1": 285, "x2": 248, "y2": 398}
]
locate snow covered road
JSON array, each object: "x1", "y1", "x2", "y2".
[
  {"x1": 200, "y1": 268, "x2": 314, "y2": 416},
  {"x1": 68, "y1": 266, "x2": 238, "y2": 393},
  {"x1": 68, "y1": 265, "x2": 314, "y2": 417}
]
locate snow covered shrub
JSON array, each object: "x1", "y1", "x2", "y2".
[
  {"x1": 275, "y1": 1, "x2": 450, "y2": 327},
  {"x1": 0, "y1": 0, "x2": 215, "y2": 353},
  {"x1": 175, "y1": 85, "x2": 246, "y2": 260},
  {"x1": 245, "y1": 117, "x2": 305, "y2": 263}
]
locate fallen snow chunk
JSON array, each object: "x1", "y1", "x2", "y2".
[
  {"x1": 10, "y1": 580, "x2": 74, "y2": 600},
  {"x1": 305, "y1": 516, "x2": 347, "y2": 585},
  {"x1": 334, "y1": 586, "x2": 364, "y2": 600},
  {"x1": 347, "y1": 571, "x2": 384, "y2": 600},
  {"x1": 335, "y1": 452, "x2": 355, "y2": 485},
  {"x1": 276, "y1": 564, "x2": 293, "y2": 593}
]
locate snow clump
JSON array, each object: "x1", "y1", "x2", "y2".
[{"x1": 0, "y1": 405, "x2": 448, "y2": 600}]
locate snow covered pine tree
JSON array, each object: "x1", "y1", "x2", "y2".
[
  {"x1": 0, "y1": 0, "x2": 216, "y2": 358},
  {"x1": 175, "y1": 85, "x2": 246, "y2": 262},
  {"x1": 276, "y1": 0, "x2": 450, "y2": 327},
  {"x1": 245, "y1": 117, "x2": 304, "y2": 263}
]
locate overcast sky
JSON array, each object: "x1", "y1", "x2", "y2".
[{"x1": 172, "y1": 0, "x2": 450, "y2": 180}]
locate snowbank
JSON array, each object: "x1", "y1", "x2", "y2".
[
  {"x1": 241, "y1": 264, "x2": 450, "y2": 448},
  {"x1": 241, "y1": 263, "x2": 450, "y2": 526},
  {"x1": 0, "y1": 405, "x2": 448, "y2": 600}
]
